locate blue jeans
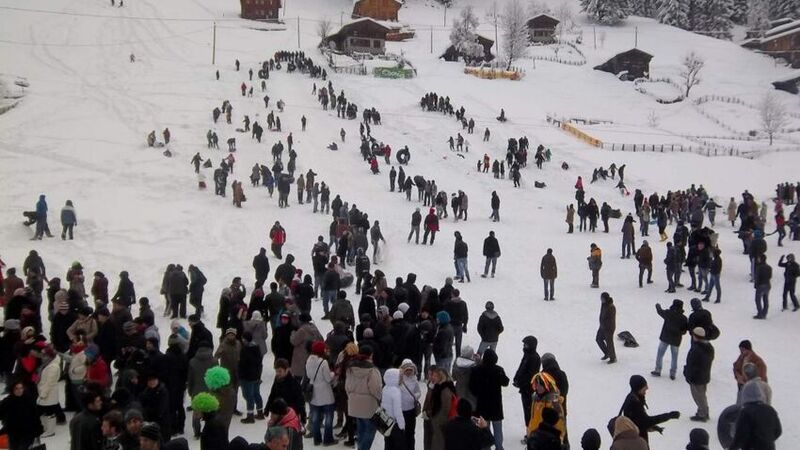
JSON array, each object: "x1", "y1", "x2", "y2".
[
  {"x1": 543, "y1": 278, "x2": 554, "y2": 299},
  {"x1": 755, "y1": 284, "x2": 770, "y2": 317},
  {"x1": 356, "y1": 417, "x2": 377, "y2": 450},
  {"x1": 697, "y1": 268, "x2": 709, "y2": 292},
  {"x1": 703, "y1": 273, "x2": 721, "y2": 302},
  {"x1": 483, "y1": 257, "x2": 497, "y2": 276},
  {"x1": 241, "y1": 380, "x2": 263, "y2": 413},
  {"x1": 310, "y1": 403, "x2": 335, "y2": 445},
  {"x1": 322, "y1": 290, "x2": 336, "y2": 315},
  {"x1": 455, "y1": 258, "x2": 470, "y2": 281},
  {"x1": 435, "y1": 355, "x2": 453, "y2": 375},
  {"x1": 654, "y1": 341, "x2": 679, "y2": 377},
  {"x1": 490, "y1": 420, "x2": 504, "y2": 450}
]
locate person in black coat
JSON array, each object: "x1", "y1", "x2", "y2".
[
  {"x1": 69, "y1": 391, "x2": 104, "y2": 450},
  {"x1": 239, "y1": 332, "x2": 265, "y2": 422},
  {"x1": 0, "y1": 380, "x2": 43, "y2": 450},
  {"x1": 481, "y1": 231, "x2": 501, "y2": 278},
  {"x1": 683, "y1": 328, "x2": 714, "y2": 422},
  {"x1": 651, "y1": 299, "x2": 688, "y2": 379},
  {"x1": 294, "y1": 275, "x2": 315, "y2": 314},
  {"x1": 271, "y1": 314, "x2": 295, "y2": 362},
  {"x1": 112, "y1": 271, "x2": 137, "y2": 308},
  {"x1": 404, "y1": 274, "x2": 422, "y2": 321},
  {"x1": 50, "y1": 301, "x2": 77, "y2": 353},
  {"x1": 527, "y1": 407, "x2": 563, "y2": 450},
  {"x1": 274, "y1": 255, "x2": 296, "y2": 288},
  {"x1": 200, "y1": 411, "x2": 230, "y2": 450},
  {"x1": 443, "y1": 399, "x2": 495, "y2": 450},
  {"x1": 620, "y1": 375, "x2": 679, "y2": 443},
  {"x1": 164, "y1": 339, "x2": 189, "y2": 436},
  {"x1": 469, "y1": 349, "x2": 509, "y2": 450},
  {"x1": 731, "y1": 382, "x2": 782, "y2": 450},
  {"x1": 94, "y1": 308, "x2": 117, "y2": 367},
  {"x1": 253, "y1": 248, "x2": 270, "y2": 290},
  {"x1": 442, "y1": 290, "x2": 468, "y2": 357},
  {"x1": 139, "y1": 373, "x2": 171, "y2": 438},
  {"x1": 167, "y1": 266, "x2": 189, "y2": 319},
  {"x1": 513, "y1": 336, "x2": 541, "y2": 431},
  {"x1": 266, "y1": 358, "x2": 306, "y2": 423},
  {"x1": 187, "y1": 315, "x2": 214, "y2": 360}
]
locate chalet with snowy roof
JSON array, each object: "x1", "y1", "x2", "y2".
[
  {"x1": 526, "y1": 14, "x2": 560, "y2": 43},
  {"x1": 323, "y1": 18, "x2": 391, "y2": 55},
  {"x1": 742, "y1": 18, "x2": 800, "y2": 67},
  {"x1": 240, "y1": 0, "x2": 281, "y2": 20},
  {"x1": 594, "y1": 48, "x2": 652, "y2": 81},
  {"x1": 441, "y1": 35, "x2": 495, "y2": 63},
  {"x1": 773, "y1": 71, "x2": 800, "y2": 94},
  {"x1": 352, "y1": 0, "x2": 402, "y2": 21}
]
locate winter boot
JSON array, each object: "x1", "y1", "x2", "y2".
[
  {"x1": 41, "y1": 415, "x2": 57, "y2": 437},
  {"x1": 241, "y1": 413, "x2": 255, "y2": 424},
  {"x1": 255, "y1": 409, "x2": 265, "y2": 420}
]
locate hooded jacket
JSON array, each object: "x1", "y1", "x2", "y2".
[
  {"x1": 469, "y1": 350, "x2": 509, "y2": 421},
  {"x1": 610, "y1": 416, "x2": 649, "y2": 450},
  {"x1": 381, "y1": 368, "x2": 406, "y2": 430},
  {"x1": 477, "y1": 309, "x2": 504, "y2": 343},
  {"x1": 306, "y1": 353, "x2": 335, "y2": 406},
  {"x1": 656, "y1": 302, "x2": 688, "y2": 346},
  {"x1": 345, "y1": 358, "x2": 382, "y2": 418}
]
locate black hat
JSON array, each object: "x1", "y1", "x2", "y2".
[
  {"x1": 629, "y1": 374, "x2": 647, "y2": 392},
  {"x1": 139, "y1": 423, "x2": 162, "y2": 442},
  {"x1": 541, "y1": 407, "x2": 559, "y2": 425},
  {"x1": 580, "y1": 428, "x2": 601, "y2": 450},
  {"x1": 686, "y1": 428, "x2": 710, "y2": 450}
]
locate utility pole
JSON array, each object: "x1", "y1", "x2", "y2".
[
  {"x1": 593, "y1": 26, "x2": 597, "y2": 50},
  {"x1": 634, "y1": 26, "x2": 638, "y2": 48},
  {"x1": 212, "y1": 21, "x2": 216, "y2": 65},
  {"x1": 430, "y1": 26, "x2": 433, "y2": 53},
  {"x1": 340, "y1": 11, "x2": 343, "y2": 27},
  {"x1": 443, "y1": 3, "x2": 447, "y2": 26},
  {"x1": 297, "y1": 17, "x2": 300, "y2": 48}
]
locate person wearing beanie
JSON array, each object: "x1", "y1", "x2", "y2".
[
  {"x1": 621, "y1": 375, "x2": 679, "y2": 443},
  {"x1": 329, "y1": 290, "x2": 355, "y2": 329},
  {"x1": 443, "y1": 398, "x2": 495, "y2": 450},
  {"x1": 306, "y1": 341, "x2": 336, "y2": 446},
  {"x1": 527, "y1": 407, "x2": 562, "y2": 450},
  {"x1": 610, "y1": 416, "x2": 647, "y2": 450},
  {"x1": 514, "y1": 336, "x2": 541, "y2": 442},
  {"x1": 238, "y1": 331, "x2": 265, "y2": 424},
  {"x1": 683, "y1": 327, "x2": 714, "y2": 422},
  {"x1": 139, "y1": 422, "x2": 162, "y2": 449},
  {"x1": 733, "y1": 340, "x2": 768, "y2": 391},
  {"x1": 433, "y1": 311, "x2": 455, "y2": 374},
  {"x1": 118, "y1": 409, "x2": 144, "y2": 449},
  {"x1": 477, "y1": 300, "x2": 504, "y2": 355},
  {"x1": 453, "y1": 231, "x2": 471, "y2": 283},
  {"x1": 651, "y1": 299, "x2": 688, "y2": 379},
  {"x1": 481, "y1": 230, "x2": 501, "y2": 278},
  {"x1": 587, "y1": 243, "x2": 602, "y2": 288},
  {"x1": 596, "y1": 292, "x2": 617, "y2": 364},
  {"x1": 635, "y1": 240, "x2": 653, "y2": 288},
  {"x1": 685, "y1": 428, "x2": 709, "y2": 450},
  {"x1": 442, "y1": 289, "x2": 468, "y2": 357},
  {"x1": 702, "y1": 247, "x2": 723, "y2": 303},
  {"x1": 422, "y1": 207, "x2": 439, "y2": 245},
  {"x1": 580, "y1": 428, "x2": 601, "y2": 450},
  {"x1": 731, "y1": 382, "x2": 782, "y2": 450}
]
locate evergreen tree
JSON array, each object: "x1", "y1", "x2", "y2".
[
  {"x1": 747, "y1": 0, "x2": 770, "y2": 35},
  {"x1": 730, "y1": 0, "x2": 748, "y2": 24},
  {"x1": 658, "y1": 0, "x2": 690, "y2": 28},
  {"x1": 697, "y1": 0, "x2": 734, "y2": 38},
  {"x1": 583, "y1": 0, "x2": 631, "y2": 24},
  {"x1": 632, "y1": 0, "x2": 659, "y2": 17},
  {"x1": 770, "y1": 0, "x2": 799, "y2": 19}
]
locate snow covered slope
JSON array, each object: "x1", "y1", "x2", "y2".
[{"x1": 1, "y1": 0, "x2": 798, "y2": 449}]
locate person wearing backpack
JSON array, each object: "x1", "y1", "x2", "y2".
[{"x1": 425, "y1": 366, "x2": 457, "y2": 450}]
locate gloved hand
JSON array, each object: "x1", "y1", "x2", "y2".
[
  {"x1": 668, "y1": 410, "x2": 680, "y2": 419},
  {"x1": 652, "y1": 425, "x2": 664, "y2": 434},
  {"x1": 462, "y1": 325, "x2": 467, "y2": 333}
]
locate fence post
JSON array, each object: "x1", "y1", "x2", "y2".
[{"x1": 622, "y1": 144, "x2": 625, "y2": 151}]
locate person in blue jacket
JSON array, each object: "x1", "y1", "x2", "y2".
[{"x1": 32, "y1": 194, "x2": 54, "y2": 240}]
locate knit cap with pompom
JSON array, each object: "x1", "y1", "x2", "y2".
[
  {"x1": 191, "y1": 392, "x2": 220, "y2": 414},
  {"x1": 204, "y1": 366, "x2": 231, "y2": 391}
]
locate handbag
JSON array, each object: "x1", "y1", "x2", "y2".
[
  {"x1": 402, "y1": 382, "x2": 421, "y2": 417},
  {"x1": 370, "y1": 406, "x2": 397, "y2": 436},
  {"x1": 29, "y1": 438, "x2": 47, "y2": 450},
  {"x1": 301, "y1": 360, "x2": 324, "y2": 403}
]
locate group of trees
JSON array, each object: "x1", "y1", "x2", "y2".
[{"x1": 580, "y1": 0, "x2": 800, "y2": 39}]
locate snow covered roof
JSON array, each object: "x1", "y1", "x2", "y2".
[
  {"x1": 337, "y1": 17, "x2": 392, "y2": 31},
  {"x1": 764, "y1": 19, "x2": 800, "y2": 38},
  {"x1": 757, "y1": 25, "x2": 800, "y2": 44},
  {"x1": 527, "y1": 14, "x2": 560, "y2": 26}
]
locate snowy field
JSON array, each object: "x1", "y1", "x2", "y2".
[{"x1": 1, "y1": 0, "x2": 799, "y2": 449}]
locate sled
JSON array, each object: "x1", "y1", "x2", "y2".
[
  {"x1": 717, "y1": 404, "x2": 740, "y2": 449},
  {"x1": 534, "y1": 181, "x2": 546, "y2": 189},
  {"x1": 610, "y1": 209, "x2": 622, "y2": 219},
  {"x1": 396, "y1": 149, "x2": 411, "y2": 165},
  {"x1": 203, "y1": 160, "x2": 213, "y2": 168},
  {"x1": 327, "y1": 143, "x2": 339, "y2": 151}
]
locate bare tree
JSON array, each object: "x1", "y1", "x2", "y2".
[
  {"x1": 647, "y1": 110, "x2": 660, "y2": 128},
  {"x1": 317, "y1": 18, "x2": 333, "y2": 40},
  {"x1": 501, "y1": 0, "x2": 529, "y2": 70},
  {"x1": 759, "y1": 91, "x2": 789, "y2": 145},
  {"x1": 554, "y1": 0, "x2": 576, "y2": 35},
  {"x1": 680, "y1": 52, "x2": 704, "y2": 98},
  {"x1": 485, "y1": 1, "x2": 501, "y2": 55},
  {"x1": 599, "y1": 30, "x2": 607, "y2": 48}
]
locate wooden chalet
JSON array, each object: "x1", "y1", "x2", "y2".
[
  {"x1": 526, "y1": 14, "x2": 560, "y2": 43},
  {"x1": 594, "y1": 48, "x2": 652, "y2": 81},
  {"x1": 240, "y1": 0, "x2": 281, "y2": 20},
  {"x1": 323, "y1": 18, "x2": 391, "y2": 55},
  {"x1": 440, "y1": 35, "x2": 495, "y2": 64},
  {"x1": 742, "y1": 19, "x2": 800, "y2": 67},
  {"x1": 352, "y1": 0, "x2": 402, "y2": 21}
]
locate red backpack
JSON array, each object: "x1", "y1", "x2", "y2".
[{"x1": 447, "y1": 390, "x2": 460, "y2": 419}]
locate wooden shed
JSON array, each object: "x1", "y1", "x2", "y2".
[
  {"x1": 526, "y1": 14, "x2": 560, "y2": 43},
  {"x1": 742, "y1": 20, "x2": 800, "y2": 68},
  {"x1": 240, "y1": 0, "x2": 281, "y2": 20},
  {"x1": 324, "y1": 18, "x2": 391, "y2": 55},
  {"x1": 440, "y1": 35, "x2": 495, "y2": 63},
  {"x1": 594, "y1": 48, "x2": 653, "y2": 81},
  {"x1": 352, "y1": 0, "x2": 402, "y2": 21}
]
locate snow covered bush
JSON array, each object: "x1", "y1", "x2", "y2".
[{"x1": 450, "y1": 6, "x2": 484, "y2": 63}]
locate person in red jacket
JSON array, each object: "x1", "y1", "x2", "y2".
[
  {"x1": 84, "y1": 344, "x2": 110, "y2": 390},
  {"x1": 423, "y1": 208, "x2": 439, "y2": 245},
  {"x1": 270, "y1": 221, "x2": 287, "y2": 260}
]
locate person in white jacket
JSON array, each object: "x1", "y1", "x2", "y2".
[
  {"x1": 399, "y1": 360, "x2": 422, "y2": 450},
  {"x1": 37, "y1": 346, "x2": 63, "y2": 437},
  {"x1": 306, "y1": 341, "x2": 337, "y2": 446},
  {"x1": 381, "y1": 368, "x2": 406, "y2": 450}
]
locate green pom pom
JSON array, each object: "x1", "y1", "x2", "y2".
[
  {"x1": 204, "y1": 366, "x2": 231, "y2": 390},
  {"x1": 191, "y1": 392, "x2": 220, "y2": 414}
]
